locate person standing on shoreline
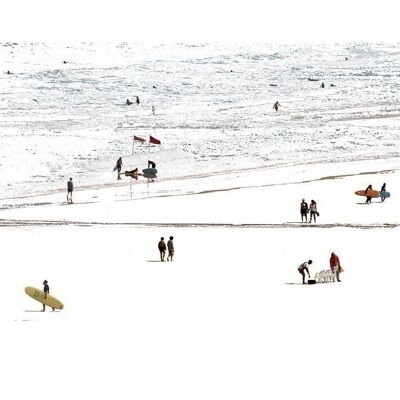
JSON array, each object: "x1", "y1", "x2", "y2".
[
  {"x1": 309, "y1": 200, "x2": 318, "y2": 223},
  {"x1": 300, "y1": 199, "x2": 309, "y2": 223},
  {"x1": 116, "y1": 157, "x2": 123, "y2": 179},
  {"x1": 158, "y1": 237, "x2": 166, "y2": 261},
  {"x1": 42, "y1": 280, "x2": 54, "y2": 312},
  {"x1": 380, "y1": 183, "x2": 387, "y2": 202},
  {"x1": 167, "y1": 236, "x2": 174, "y2": 261},
  {"x1": 67, "y1": 178, "x2": 73, "y2": 204}
]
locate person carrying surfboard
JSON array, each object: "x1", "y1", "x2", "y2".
[
  {"x1": 298, "y1": 260, "x2": 312, "y2": 284},
  {"x1": 300, "y1": 199, "x2": 309, "y2": 222},
  {"x1": 365, "y1": 184, "x2": 373, "y2": 204},
  {"x1": 380, "y1": 183, "x2": 387, "y2": 202},
  {"x1": 42, "y1": 280, "x2": 55, "y2": 312},
  {"x1": 116, "y1": 157, "x2": 123, "y2": 179}
]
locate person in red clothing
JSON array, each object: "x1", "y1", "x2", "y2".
[{"x1": 330, "y1": 252, "x2": 343, "y2": 282}]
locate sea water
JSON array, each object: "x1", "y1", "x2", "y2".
[{"x1": 1, "y1": 42, "x2": 400, "y2": 197}]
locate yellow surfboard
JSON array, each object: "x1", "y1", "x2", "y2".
[{"x1": 25, "y1": 287, "x2": 64, "y2": 310}]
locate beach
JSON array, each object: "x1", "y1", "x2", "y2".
[{"x1": 1, "y1": 156, "x2": 399, "y2": 399}]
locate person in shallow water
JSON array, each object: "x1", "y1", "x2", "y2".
[
  {"x1": 126, "y1": 99, "x2": 133, "y2": 105},
  {"x1": 273, "y1": 101, "x2": 281, "y2": 111}
]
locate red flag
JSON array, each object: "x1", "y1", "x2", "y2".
[
  {"x1": 134, "y1": 135, "x2": 146, "y2": 143},
  {"x1": 149, "y1": 135, "x2": 161, "y2": 145}
]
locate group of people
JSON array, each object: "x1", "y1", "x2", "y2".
[
  {"x1": 158, "y1": 236, "x2": 175, "y2": 261},
  {"x1": 298, "y1": 252, "x2": 343, "y2": 284},
  {"x1": 300, "y1": 199, "x2": 319, "y2": 223},
  {"x1": 365, "y1": 183, "x2": 387, "y2": 204}
]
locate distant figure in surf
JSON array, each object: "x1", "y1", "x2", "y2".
[
  {"x1": 152, "y1": 105, "x2": 156, "y2": 115},
  {"x1": 273, "y1": 101, "x2": 281, "y2": 112},
  {"x1": 63, "y1": 61, "x2": 68, "y2": 64},
  {"x1": 321, "y1": 82, "x2": 325, "y2": 88},
  {"x1": 116, "y1": 157, "x2": 123, "y2": 179},
  {"x1": 300, "y1": 199, "x2": 309, "y2": 223},
  {"x1": 365, "y1": 184, "x2": 373, "y2": 204},
  {"x1": 158, "y1": 237, "x2": 166, "y2": 261},
  {"x1": 330, "y1": 84, "x2": 336, "y2": 87},
  {"x1": 136, "y1": 96, "x2": 140, "y2": 105},
  {"x1": 67, "y1": 177, "x2": 74, "y2": 204},
  {"x1": 6, "y1": 70, "x2": 11, "y2": 75},
  {"x1": 298, "y1": 260, "x2": 312, "y2": 284},
  {"x1": 309, "y1": 200, "x2": 318, "y2": 223},
  {"x1": 126, "y1": 99, "x2": 133, "y2": 106},
  {"x1": 380, "y1": 183, "x2": 387, "y2": 202}
]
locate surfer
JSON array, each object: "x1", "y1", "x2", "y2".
[
  {"x1": 273, "y1": 101, "x2": 281, "y2": 112},
  {"x1": 148, "y1": 160, "x2": 156, "y2": 169},
  {"x1": 380, "y1": 183, "x2": 386, "y2": 202},
  {"x1": 67, "y1": 178, "x2": 73, "y2": 204},
  {"x1": 309, "y1": 200, "x2": 318, "y2": 223},
  {"x1": 158, "y1": 237, "x2": 166, "y2": 261},
  {"x1": 365, "y1": 184, "x2": 373, "y2": 204},
  {"x1": 126, "y1": 99, "x2": 133, "y2": 106},
  {"x1": 329, "y1": 252, "x2": 343, "y2": 282},
  {"x1": 136, "y1": 96, "x2": 140, "y2": 105},
  {"x1": 300, "y1": 199, "x2": 309, "y2": 222},
  {"x1": 167, "y1": 236, "x2": 174, "y2": 261},
  {"x1": 321, "y1": 82, "x2": 325, "y2": 88},
  {"x1": 298, "y1": 260, "x2": 312, "y2": 284},
  {"x1": 152, "y1": 105, "x2": 156, "y2": 115},
  {"x1": 42, "y1": 280, "x2": 54, "y2": 311}
]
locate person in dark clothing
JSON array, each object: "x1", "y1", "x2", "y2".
[
  {"x1": 158, "y1": 237, "x2": 166, "y2": 261},
  {"x1": 136, "y1": 96, "x2": 140, "y2": 105},
  {"x1": 321, "y1": 82, "x2": 325, "y2": 88},
  {"x1": 126, "y1": 99, "x2": 133, "y2": 105},
  {"x1": 67, "y1": 178, "x2": 73, "y2": 204},
  {"x1": 273, "y1": 101, "x2": 281, "y2": 112},
  {"x1": 42, "y1": 280, "x2": 54, "y2": 312},
  {"x1": 380, "y1": 183, "x2": 387, "y2": 202},
  {"x1": 309, "y1": 200, "x2": 318, "y2": 223},
  {"x1": 148, "y1": 160, "x2": 156, "y2": 169},
  {"x1": 365, "y1": 184, "x2": 373, "y2": 204},
  {"x1": 116, "y1": 157, "x2": 123, "y2": 179},
  {"x1": 300, "y1": 199, "x2": 309, "y2": 222},
  {"x1": 167, "y1": 236, "x2": 174, "y2": 261}
]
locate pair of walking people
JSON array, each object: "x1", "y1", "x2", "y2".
[
  {"x1": 300, "y1": 199, "x2": 319, "y2": 223},
  {"x1": 158, "y1": 236, "x2": 174, "y2": 261}
]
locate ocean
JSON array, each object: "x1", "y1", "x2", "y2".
[{"x1": 1, "y1": 42, "x2": 400, "y2": 197}]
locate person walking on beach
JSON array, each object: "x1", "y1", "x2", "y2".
[
  {"x1": 380, "y1": 183, "x2": 387, "y2": 202},
  {"x1": 136, "y1": 96, "x2": 140, "y2": 105},
  {"x1": 329, "y1": 252, "x2": 343, "y2": 282},
  {"x1": 365, "y1": 184, "x2": 373, "y2": 204},
  {"x1": 158, "y1": 237, "x2": 166, "y2": 261},
  {"x1": 67, "y1": 178, "x2": 73, "y2": 204},
  {"x1": 298, "y1": 260, "x2": 312, "y2": 284},
  {"x1": 300, "y1": 199, "x2": 309, "y2": 222},
  {"x1": 273, "y1": 101, "x2": 281, "y2": 112},
  {"x1": 116, "y1": 157, "x2": 123, "y2": 179},
  {"x1": 42, "y1": 280, "x2": 54, "y2": 312},
  {"x1": 167, "y1": 236, "x2": 174, "y2": 261},
  {"x1": 309, "y1": 200, "x2": 318, "y2": 223}
]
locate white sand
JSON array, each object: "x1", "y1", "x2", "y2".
[{"x1": 1, "y1": 158, "x2": 399, "y2": 400}]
